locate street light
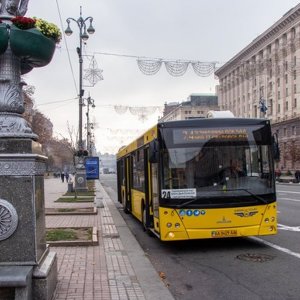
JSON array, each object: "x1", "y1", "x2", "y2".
[
  {"x1": 65, "y1": 7, "x2": 95, "y2": 191},
  {"x1": 65, "y1": 6, "x2": 95, "y2": 151}
]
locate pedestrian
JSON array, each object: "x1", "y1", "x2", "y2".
[
  {"x1": 65, "y1": 172, "x2": 69, "y2": 183},
  {"x1": 275, "y1": 169, "x2": 281, "y2": 181},
  {"x1": 60, "y1": 171, "x2": 65, "y2": 183},
  {"x1": 295, "y1": 170, "x2": 300, "y2": 183}
]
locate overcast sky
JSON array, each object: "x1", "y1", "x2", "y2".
[{"x1": 25, "y1": 0, "x2": 300, "y2": 154}]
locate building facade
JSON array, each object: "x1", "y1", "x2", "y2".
[
  {"x1": 160, "y1": 93, "x2": 218, "y2": 122},
  {"x1": 215, "y1": 4, "x2": 300, "y2": 172}
]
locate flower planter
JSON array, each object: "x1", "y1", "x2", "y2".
[
  {"x1": 10, "y1": 25, "x2": 56, "y2": 68},
  {"x1": 0, "y1": 23, "x2": 9, "y2": 55}
]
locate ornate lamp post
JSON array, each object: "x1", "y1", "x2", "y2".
[
  {"x1": 65, "y1": 7, "x2": 95, "y2": 191},
  {"x1": 65, "y1": 6, "x2": 95, "y2": 150},
  {"x1": 0, "y1": 1, "x2": 60, "y2": 299}
]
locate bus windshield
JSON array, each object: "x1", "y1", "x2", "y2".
[{"x1": 160, "y1": 127, "x2": 275, "y2": 207}]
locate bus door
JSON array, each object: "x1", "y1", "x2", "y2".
[
  {"x1": 151, "y1": 162, "x2": 160, "y2": 232},
  {"x1": 143, "y1": 148, "x2": 154, "y2": 228},
  {"x1": 125, "y1": 156, "x2": 132, "y2": 212}
]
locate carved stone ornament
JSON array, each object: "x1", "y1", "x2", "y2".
[
  {"x1": 0, "y1": 198, "x2": 18, "y2": 241},
  {"x1": 77, "y1": 176, "x2": 84, "y2": 184},
  {"x1": 0, "y1": 113, "x2": 37, "y2": 139},
  {"x1": 0, "y1": 159, "x2": 46, "y2": 175}
]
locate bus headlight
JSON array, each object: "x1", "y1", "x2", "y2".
[
  {"x1": 264, "y1": 218, "x2": 269, "y2": 223},
  {"x1": 175, "y1": 223, "x2": 180, "y2": 228},
  {"x1": 166, "y1": 223, "x2": 172, "y2": 228}
]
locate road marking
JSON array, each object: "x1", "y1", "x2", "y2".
[
  {"x1": 250, "y1": 236, "x2": 300, "y2": 259},
  {"x1": 279, "y1": 197, "x2": 300, "y2": 202},
  {"x1": 277, "y1": 191, "x2": 300, "y2": 194},
  {"x1": 278, "y1": 223, "x2": 300, "y2": 232}
]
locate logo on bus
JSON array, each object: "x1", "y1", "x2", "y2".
[{"x1": 178, "y1": 209, "x2": 205, "y2": 217}]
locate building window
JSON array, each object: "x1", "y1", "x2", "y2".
[
  {"x1": 285, "y1": 74, "x2": 288, "y2": 84},
  {"x1": 286, "y1": 101, "x2": 288, "y2": 110},
  {"x1": 292, "y1": 126, "x2": 296, "y2": 135},
  {"x1": 278, "y1": 103, "x2": 280, "y2": 113},
  {"x1": 286, "y1": 88, "x2": 288, "y2": 97},
  {"x1": 294, "y1": 70, "x2": 297, "y2": 80},
  {"x1": 269, "y1": 99, "x2": 273, "y2": 114},
  {"x1": 294, "y1": 98, "x2": 297, "y2": 108},
  {"x1": 284, "y1": 127, "x2": 287, "y2": 136},
  {"x1": 278, "y1": 91, "x2": 281, "y2": 99},
  {"x1": 294, "y1": 84, "x2": 297, "y2": 93},
  {"x1": 277, "y1": 78, "x2": 280, "y2": 87}
]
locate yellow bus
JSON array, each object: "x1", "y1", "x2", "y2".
[{"x1": 116, "y1": 117, "x2": 279, "y2": 241}]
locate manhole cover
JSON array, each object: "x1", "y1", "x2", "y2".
[{"x1": 236, "y1": 253, "x2": 274, "y2": 262}]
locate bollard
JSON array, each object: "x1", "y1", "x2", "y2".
[{"x1": 68, "y1": 181, "x2": 74, "y2": 192}]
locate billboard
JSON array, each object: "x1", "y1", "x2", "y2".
[{"x1": 85, "y1": 156, "x2": 100, "y2": 180}]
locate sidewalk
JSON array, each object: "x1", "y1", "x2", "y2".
[{"x1": 44, "y1": 178, "x2": 174, "y2": 300}]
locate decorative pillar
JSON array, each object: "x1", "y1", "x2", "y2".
[{"x1": 0, "y1": 2, "x2": 58, "y2": 299}]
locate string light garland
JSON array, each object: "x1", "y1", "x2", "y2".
[{"x1": 94, "y1": 51, "x2": 218, "y2": 77}]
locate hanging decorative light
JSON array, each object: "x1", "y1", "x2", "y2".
[
  {"x1": 191, "y1": 62, "x2": 216, "y2": 77},
  {"x1": 137, "y1": 59, "x2": 163, "y2": 75},
  {"x1": 164, "y1": 61, "x2": 189, "y2": 77},
  {"x1": 83, "y1": 56, "x2": 103, "y2": 86},
  {"x1": 114, "y1": 105, "x2": 128, "y2": 114}
]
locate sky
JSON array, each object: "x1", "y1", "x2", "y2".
[{"x1": 24, "y1": 0, "x2": 300, "y2": 154}]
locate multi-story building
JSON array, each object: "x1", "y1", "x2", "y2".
[
  {"x1": 215, "y1": 3, "x2": 300, "y2": 171},
  {"x1": 160, "y1": 93, "x2": 218, "y2": 122}
]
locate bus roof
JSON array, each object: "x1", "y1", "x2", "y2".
[
  {"x1": 117, "y1": 118, "x2": 270, "y2": 159},
  {"x1": 158, "y1": 118, "x2": 269, "y2": 128}
]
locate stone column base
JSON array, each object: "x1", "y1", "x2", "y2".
[{"x1": 32, "y1": 251, "x2": 57, "y2": 300}]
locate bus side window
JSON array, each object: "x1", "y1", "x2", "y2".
[{"x1": 149, "y1": 140, "x2": 159, "y2": 163}]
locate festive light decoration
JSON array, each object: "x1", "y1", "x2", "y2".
[
  {"x1": 94, "y1": 52, "x2": 218, "y2": 77},
  {"x1": 192, "y1": 62, "x2": 216, "y2": 77},
  {"x1": 113, "y1": 105, "x2": 162, "y2": 121},
  {"x1": 137, "y1": 58, "x2": 216, "y2": 77},
  {"x1": 137, "y1": 59, "x2": 162, "y2": 75},
  {"x1": 165, "y1": 61, "x2": 189, "y2": 77},
  {"x1": 83, "y1": 55, "x2": 103, "y2": 86}
]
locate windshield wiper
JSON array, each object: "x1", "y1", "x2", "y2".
[
  {"x1": 177, "y1": 198, "x2": 201, "y2": 208},
  {"x1": 223, "y1": 188, "x2": 268, "y2": 204}
]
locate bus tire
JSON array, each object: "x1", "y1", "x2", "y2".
[
  {"x1": 142, "y1": 203, "x2": 154, "y2": 237},
  {"x1": 122, "y1": 192, "x2": 130, "y2": 214}
]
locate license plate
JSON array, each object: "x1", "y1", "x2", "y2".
[{"x1": 211, "y1": 230, "x2": 238, "y2": 238}]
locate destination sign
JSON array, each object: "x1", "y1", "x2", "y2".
[{"x1": 173, "y1": 128, "x2": 248, "y2": 144}]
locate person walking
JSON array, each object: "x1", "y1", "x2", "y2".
[
  {"x1": 295, "y1": 170, "x2": 300, "y2": 183},
  {"x1": 60, "y1": 171, "x2": 65, "y2": 183},
  {"x1": 65, "y1": 172, "x2": 69, "y2": 183}
]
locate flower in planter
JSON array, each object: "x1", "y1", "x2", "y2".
[
  {"x1": 34, "y1": 18, "x2": 62, "y2": 44},
  {"x1": 9, "y1": 16, "x2": 62, "y2": 44},
  {"x1": 11, "y1": 16, "x2": 36, "y2": 30}
]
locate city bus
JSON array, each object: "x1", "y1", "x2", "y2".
[{"x1": 116, "y1": 116, "x2": 279, "y2": 241}]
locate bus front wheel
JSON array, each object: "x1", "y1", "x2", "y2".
[{"x1": 122, "y1": 192, "x2": 130, "y2": 214}]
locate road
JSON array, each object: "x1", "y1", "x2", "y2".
[{"x1": 101, "y1": 174, "x2": 300, "y2": 300}]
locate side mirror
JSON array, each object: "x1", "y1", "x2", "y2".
[
  {"x1": 272, "y1": 133, "x2": 280, "y2": 161},
  {"x1": 149, "y1": 140, "x2": 159, "y2": 163}
]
